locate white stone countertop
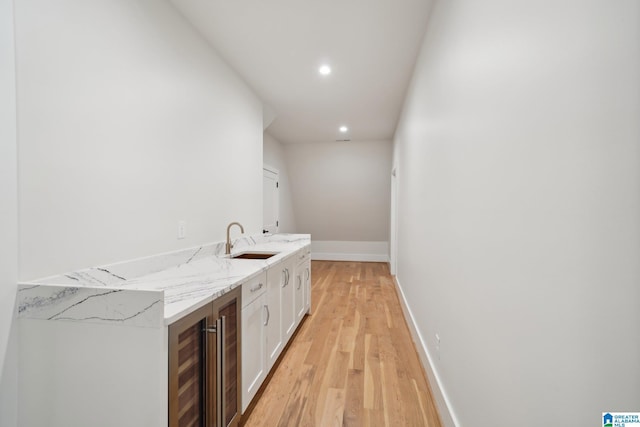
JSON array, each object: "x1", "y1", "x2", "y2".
[{"x1": 18, "y1": 233, "x2": 311, "y2": 327}]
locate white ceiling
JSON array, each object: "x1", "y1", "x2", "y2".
[{"x1": 171, "y1": 0, "x2": 433, "y2": 144}]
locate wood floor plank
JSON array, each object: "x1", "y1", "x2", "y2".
[
  {"x1": 342, "y1": 368, "x2": 364, "y2": 426},
  {"x1": 351, "y1": 309, "x2": 366, "y2": 372},
  {"x1": 242, "y1": 261, "x2": 442, "y2": 427},
  {"x1": 276, "y1": 362, "x2": 315, "y2": 427},
  {"x1": 318, "y1": 388, "x2": 345, "y2": 427},
  {"x1": 363, "y1": 337, "x2": 373, "y2": 409}
]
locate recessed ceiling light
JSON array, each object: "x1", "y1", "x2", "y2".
[
  {"x1": 339, "y1": 126, "x2": 348, "y2": 133},
  {"x1": 319, "y1": 65, "x2": 331, "y2": 76}
]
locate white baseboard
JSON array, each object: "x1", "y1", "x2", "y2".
[
  {"x1": 311, "y1": 252, "x2": 389, "y2": 262},
  {"x1": 310, "y1": 240, "x2": 389, "y2": 263},
  {"x1": 393, "y1": 275, "x2": 460, "y2": 427}
]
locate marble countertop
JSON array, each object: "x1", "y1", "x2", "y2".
[{"x1": 18, "y1": 233, "x2": 311, "y2": 326}]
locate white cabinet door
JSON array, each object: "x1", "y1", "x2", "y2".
[
  {"x1": 281, "y1": 259, "x2": 296, "y2": 341},
  {"x1": 265, "y1": 263, "x2": 283, "y2": 370},
  {"x1": 294, "y1": 261, "x2": 305, "y2": 324},
  {"x1": 241, "y1": 292, "x2": 267, "y2": 412},
  {"x1": 294, "y1": 248, "x2": 312, "y2": 316},
  {"x1": 304, "y1": 262, "x2": 311, "y2": 313}
]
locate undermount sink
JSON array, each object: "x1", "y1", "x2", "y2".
[{"x1": 231, "y1": 252, "x2": 279, "y2": 260}]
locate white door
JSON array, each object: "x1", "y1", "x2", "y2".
[
  {"x1": 303, "y1": 261, "x2": 311, "y2": 314},
  {"x1": 263, "y1": 166, "x2": 279, "y2": 234},
  {"x1": 281, "y1": 260, "x2": 296, "y2": 341},
  {"x1": 241, "y1": 293, "x2": 267, "y2": 412},
  {"x1": 294, "y1": 262, "x2": 305, "y2": 324},
  {"x1": 265, "y1": 266, "x2": 283, "y2": 370},
  {"x1": 390, "y1": 166, "x2": 398, "y2": 275}
]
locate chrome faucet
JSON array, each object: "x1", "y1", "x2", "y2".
[{"x1": 225, "y1": 222, "x2": 244, "y2": 255}]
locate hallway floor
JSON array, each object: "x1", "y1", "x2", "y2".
[{"x1": 242, "y1": 261, "x2": 442, "y2": 427}]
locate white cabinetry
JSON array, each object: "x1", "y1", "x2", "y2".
[
  {"x1": 280, "y1": 256, "x2": 296, "y2": 342},
  {"x1": 265, "y1": 261, "x2": 283, "y2": 369},
  {"x1": 295, "y1": 248, "x2": 311, "y2": 326},
  {"x1": 303, "y1": 250, "x2": 311, "y2": 313},
  {"x1": 240, "y1": 254, "x2": 299, "y2": 412},
  {"x1": 265, "y1": 255, "x2": 296, "y2": 366},
  {"x1": 304, "y1": 262, "x2": 311, "y2": 313},
  {"x1": 240, "y1": 247, "x2": 312, "y2": 413},
  {"x1": 294, "y1": 267, "x2": 304, "y2": 324},
  {"x1": 241, "y1": 272, "x2": 267, "y2": 413}
]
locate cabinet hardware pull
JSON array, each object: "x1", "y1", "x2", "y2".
[
  {"x1": 251, "y1": 283, "x2": 263, "y2": 292},
  {"x1": 202, "y1": 318, "x2": 221, "y2": 427},
  {"x1": 219, "y1": 316, "x2": 226, "y2": 427},
  {"x1": 264, "y1": 305, "x2": 270, "y2": 326},
  {"x1": 297, "y1": 276, "x2": 301, "y2": 290},
  {"x1": 305, "y1": 268, "x2": 310, "y2": 280},
  {"x1": 283, "y1": 268, "x2": 289, "y2": 287},
  {"x1": 201, "y1": 324, "x2": 209, "y2": 427}
]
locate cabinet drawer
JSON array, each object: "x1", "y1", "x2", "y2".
[
  {"x1": 296, "y1": 247, "x2": 311, "y2": 263},
  {"x1": 242, "y1": 271, "x2": 267, "y2": 308}
]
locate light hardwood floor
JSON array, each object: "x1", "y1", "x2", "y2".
[{"x1": 242, "y1": 261, "x2": 442, "y2": 427}]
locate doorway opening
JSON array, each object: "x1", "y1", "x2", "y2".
[{"x1": 263, "y1": 165, "x2": 279, "y2": 234}]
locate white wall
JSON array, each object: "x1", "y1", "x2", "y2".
[
  {"x1": 15, "y1": 0, "x2": 264, "y2": 281},
  {"x1": 286, "y1": 140, "x2": 391, "y2": 261},
  {"x1": 310, "y1": 240, "x2": 389, "y2": 263},
  {"x1": 263, "y1": 131, "x2": 297, "y2": 233},
  {"x1": 0, "y1": 0, "x2": 18, "y2": 424},
  {"x1": 394, "y1": 1, "x2": 640, "y2": 426}
]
